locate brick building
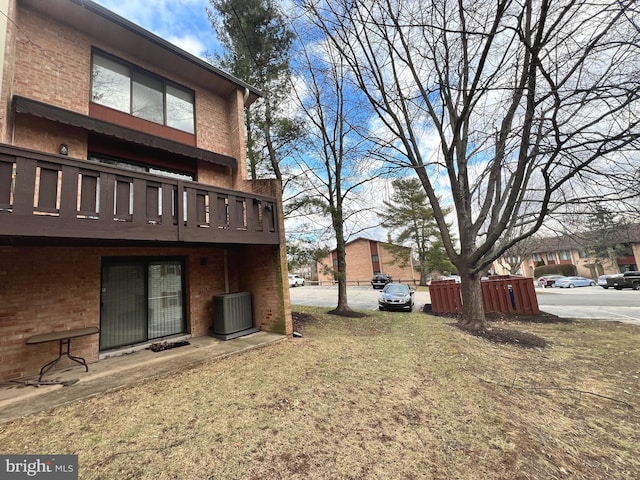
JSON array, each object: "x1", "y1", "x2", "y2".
[
  {"x1": 493, "y1": 225, "x2": 640, "y2": 279},
  {"x1": 317, "y1": 237, "x2": 417, "y2": 286},
  {"x1": 0, "y1": 0, "x2": 292, "y2": 381}
]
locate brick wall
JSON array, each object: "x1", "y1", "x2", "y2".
[
  {"x1": 193, "y1": 88, "x2": 234, "y2": 158},
  {"x1": 0, "y1": 246, "x2": 100, "y2": 381},
  {"x1": 237, "y1": 180, "x2": 292, "y2": 335},
  {"x1": 12, "y1": 5, "x2": 90, "y2": 114},
  {"x1": 343, "y1": 238, "x2": 374, "y2": 281},
  {"x1": 195, "y1": 161, "x2": 234, "y2": 190},
  {"x1": 237, "y1": 245, "x2": 291, "y2": 335},
  {"x1": 0, "y1": 243, "x2": 290, "y2": 381},
  {"x1": 317, "y1": 238, "x2": 416, "y2": 285},
  {"x1": 7, "y1": 5, "x2": 244, "y2": 171},
  {"x1": 377, "y1": 243, "x2": 416, "y2": 283},
  {"x1": 0, "y1": 0, "x2": 17, "y2": 144},
  {"x1": 13, "y1": 115, "x2": 88, "y2": 158}
]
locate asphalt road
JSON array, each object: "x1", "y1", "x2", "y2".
[
  {"x1": 289, "y1": 284, "x2": 640, "y2": 325},
  {"x1": 536, "y1": 286, "x2": 640, "y2": 324}
]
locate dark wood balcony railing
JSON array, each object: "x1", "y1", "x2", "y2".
[{"x1": 0, "y1": 144, "x2": 279, "y2": 245}]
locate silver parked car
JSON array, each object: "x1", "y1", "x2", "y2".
[
  {"x1": 553, "y1": 276, "x2": 596, "y2": 288},
  {"x1": 537, "y1": 274, "x2": 565, "y2": 288}
]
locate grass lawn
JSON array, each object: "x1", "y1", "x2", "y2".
[{"x1": 1, "y1": 307, "x2": 639, "y2": 479}]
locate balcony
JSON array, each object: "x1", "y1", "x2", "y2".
[{"x1": 0, "y1": 144, "x2": 279, "y2": 245}]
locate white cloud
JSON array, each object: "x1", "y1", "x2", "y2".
[
  {"x1": 94, "y1": 0, "x2": 220, "y2": 59},
  {"x1": 166, "y1": 35, "x2": 207, "y2": 57}
]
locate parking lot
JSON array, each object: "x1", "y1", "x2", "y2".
[
  {"x1": 289, "y1": 285, "x2": 430, "y2": 312},
  {"x1": 289, "y1": 284, "x2": 640, "y2": 325},
  {"x1": 536, "y1": 286, "x2": 640, "y2": 324}
]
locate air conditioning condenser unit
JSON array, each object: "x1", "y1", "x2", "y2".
[{"x1": 210, "y1": 292, "x2": 259, "y2": 340}]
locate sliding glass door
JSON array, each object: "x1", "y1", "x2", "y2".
[{"x1": 100, "y1": 258, "x2": 185, "y2": 350}]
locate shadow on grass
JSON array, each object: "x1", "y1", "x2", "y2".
[
  {"x1": 327, "y1": 309, "x2": 368, "y2": 318},
  {"x1": 455, "y1": 324, "x2": 550, "y2": 348},
  {"x1": 292, "y1": 307, "x2": 553, "y2": 349},
  {"x1": 422, "y1": 304, "x2": 559, "y2": 349}
]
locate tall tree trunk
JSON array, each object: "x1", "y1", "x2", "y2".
[
  {"x1": 417, "y1": 252, "x2": 426, "y2": 286},
  {"x1": 330, "y1": 207, "x2": 352, "y2": 314},
  {"x1": 264, "y1": 103, "x2": 282, "y2": 182},
  {"x1": 246, "y1": 111, "x2": 258, "y2": 180},
  {"x1": 457, "y1": 270, "x2": 487, "y2": 330},
  {"x1": 334, "y1": 241, "x2": 350, "y2": 312}
]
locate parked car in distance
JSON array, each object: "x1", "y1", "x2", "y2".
[
  {"x1": 598, "y1": 274, "x2": 620, "y2": 289},
  {"x1": 371, "y1": 273, "x2": 392, "y2": 289},
  {"x1": 378, "y1": 283, "x2": 414, "y2": 311},
  {"x1": 537, "y1": 274, "x2": 565, "y2": 288},
  {"x1": 553, "y1": 276, "x2": 596, "y2": 288},
  {"x1": 439, "y1": 275, "x2": 461, "y2": 283},
  {"x1": 288, "y1": 274, "x2": 305, "y2": 287}
]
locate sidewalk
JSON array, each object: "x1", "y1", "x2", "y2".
[{"x1": 0, "y1": 331, "x2": 286, "y2": 424}]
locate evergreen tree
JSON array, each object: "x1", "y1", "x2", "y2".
[
  {"x1": 584, "y1": 206, "x2": 630, "y2": 271},
  {"x1": 379, "y1": 178, "x2": 454, "y2": 285},
  {"x1": 207, "y1": 0, "x2": 300, "y2": 181}
]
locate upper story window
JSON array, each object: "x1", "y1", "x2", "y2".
[
  {"x1": 505, "y1": 255, "x2": 521, "y2": 264},
  {"x1": 91, "y1": 52, "x2": 195, "y2": 134},
  {"x1": 558, "y1": 250, "x2": 571, "y2": 261},
  {"x1": 619, "y1": 243, "x2": 634, "y2": 256}
]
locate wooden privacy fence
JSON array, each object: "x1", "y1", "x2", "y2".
[
  {"x1": 429, "y1": 276, "x2": 539, "y2": 315},
  {"x1": 428, "y1": 280, "x2": 463, "y2": 314}
]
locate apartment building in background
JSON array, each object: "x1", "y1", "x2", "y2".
[
  {"x1": 493, "y1": 224, "x2": 640, "y2": 278},
  {"x1": 317, "y1": 237, "x2": 417, "y2": 286}
]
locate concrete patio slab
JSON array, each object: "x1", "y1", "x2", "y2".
[{"x1": 0, "y1": 331, "x2": 286, "y2": 424}]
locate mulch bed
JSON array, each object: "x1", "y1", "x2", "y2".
[{"x1": 422, "y1": 304, "x2": 564, "y2": 348}]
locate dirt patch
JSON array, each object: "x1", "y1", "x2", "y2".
[
  {"x1": 292, "y1": 310, "x2": 317, "y2": 334},
  {"x1": 455, "y1": 324, "x2": 549, "y2": 348},
  {"x1": 423, "y1": 304, "x2": 556, "y2": 348},
  {"x1": 327, "y1": 308, "x2": 368, "y2": 318}
]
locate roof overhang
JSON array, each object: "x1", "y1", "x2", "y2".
[
  {"x1": 14, "y1": 96, "x2": 237, "y2": 169},
  {"x1": 18, "y1": 0, "x2": 262, "y2": 106}
]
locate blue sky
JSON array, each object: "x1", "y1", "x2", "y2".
[{"x1": 95, "y1": 0, "x2": 221, "y2": 59}]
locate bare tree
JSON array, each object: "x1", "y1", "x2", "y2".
[
  {"x1": 495, "y1": 236, "x2": 541, "y2": 276},
  {"x1": 289, "y1": 25, "x2": 387, "y2": 314},
  {"x1": 302, "y1": 0, "x2": 640, "y2": 329}
]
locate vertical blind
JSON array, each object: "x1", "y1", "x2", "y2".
[{"x1": 100, "y1": 259, "x2": 185, "y2": 350}]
